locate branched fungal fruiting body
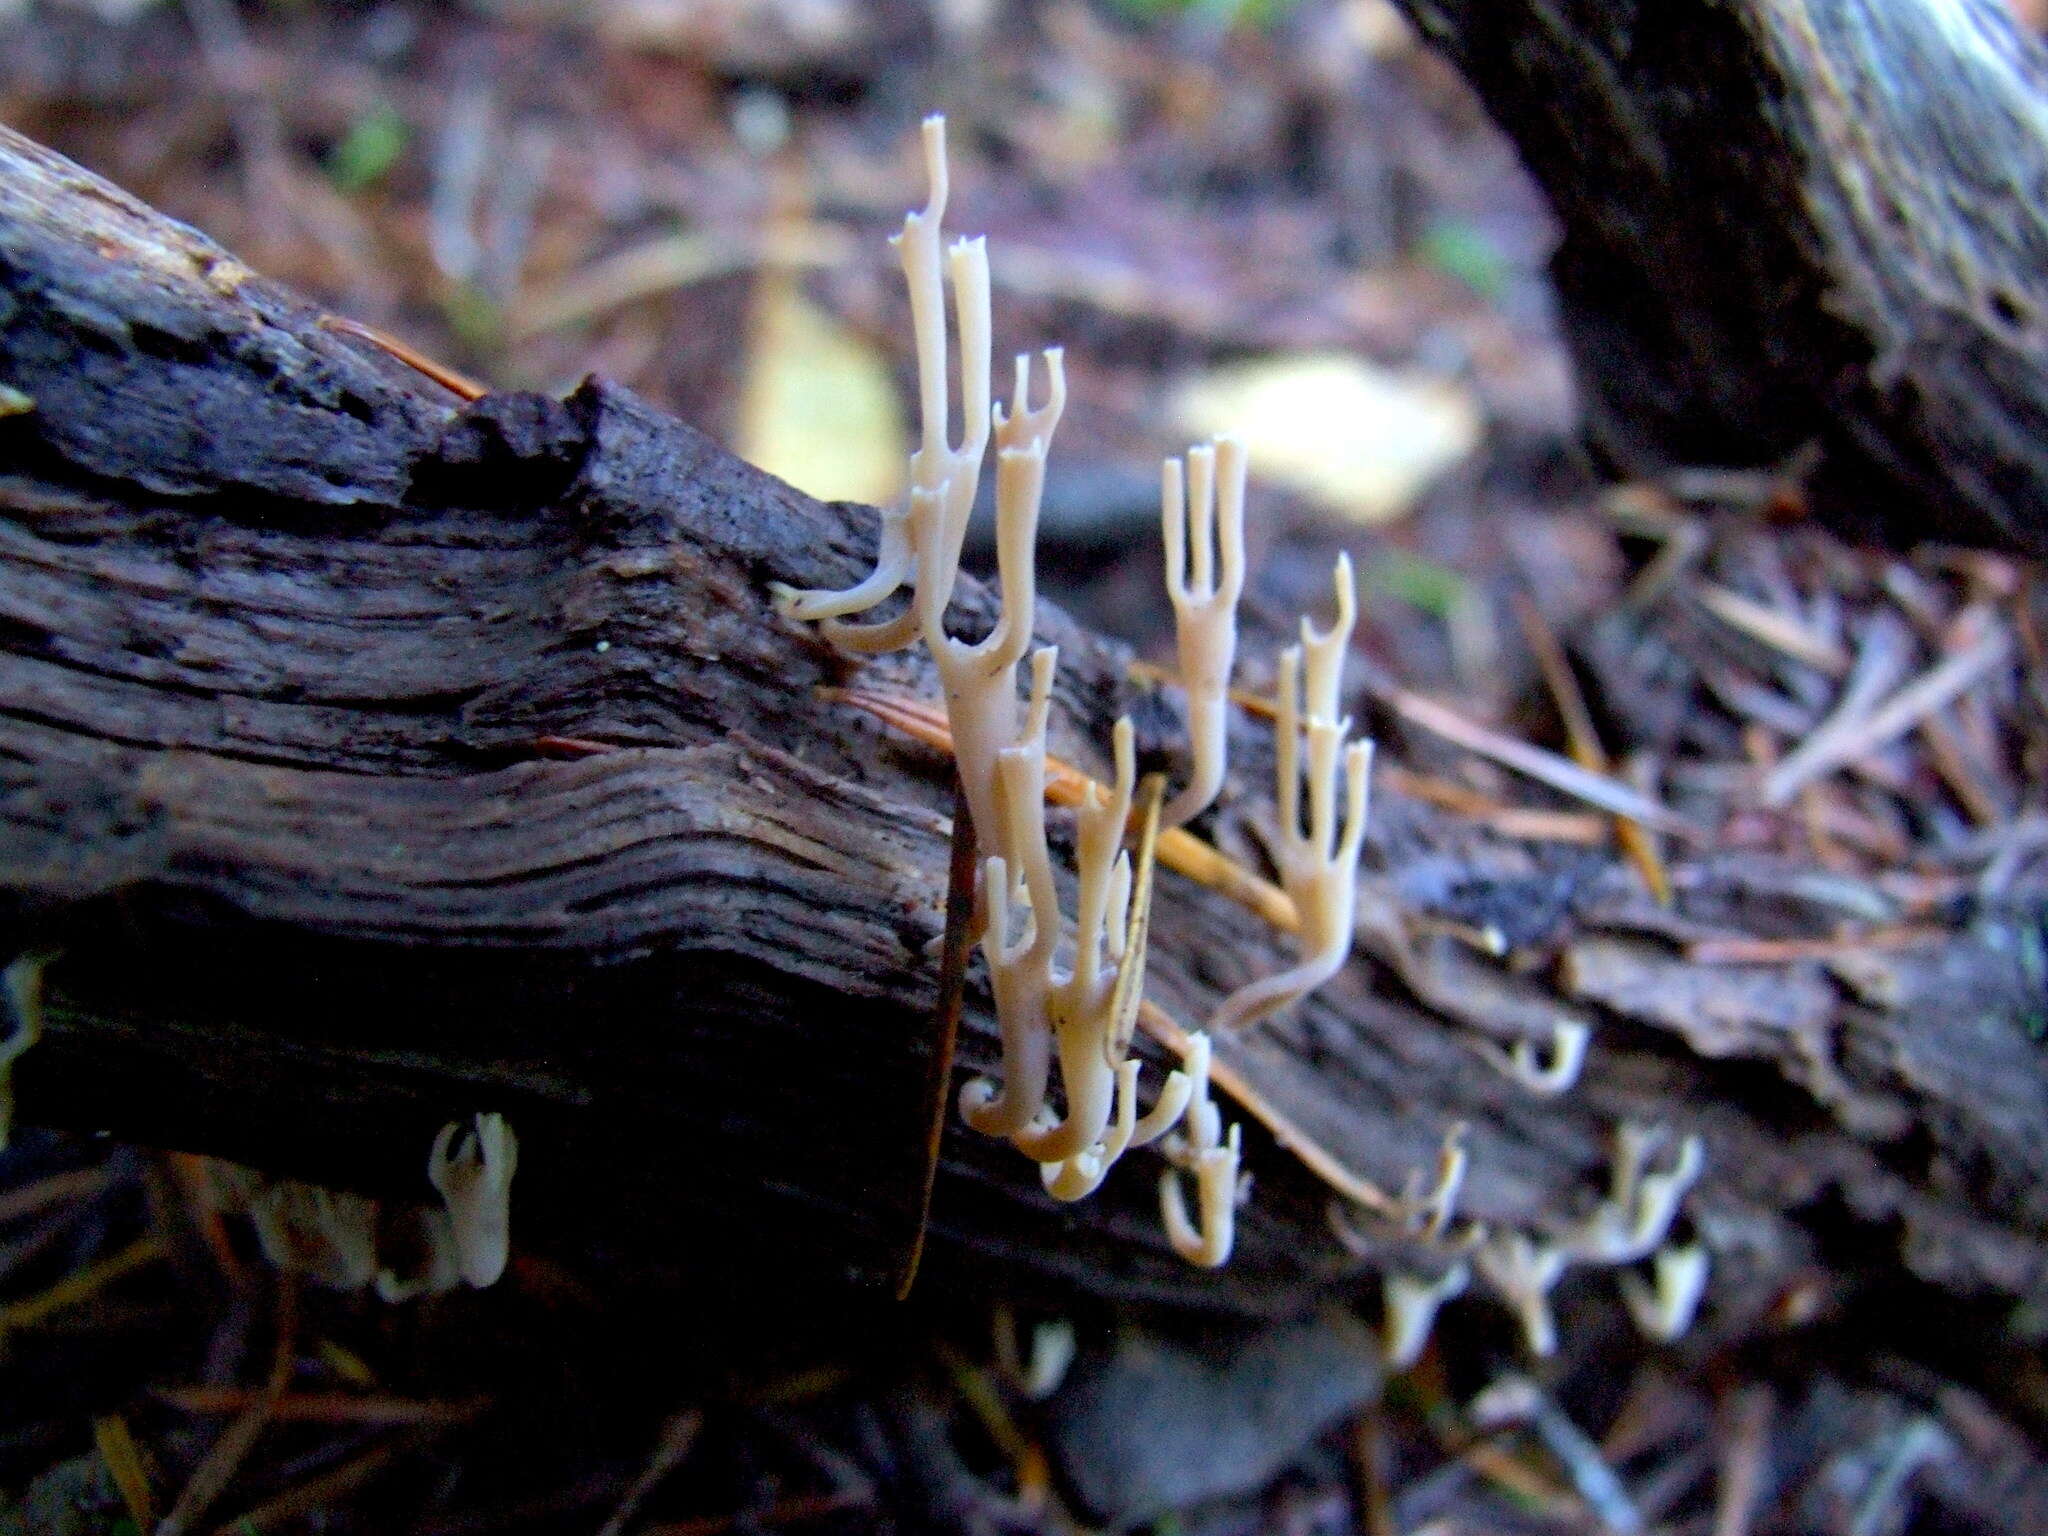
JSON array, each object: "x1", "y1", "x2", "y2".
[
  {"x1": 1161, "y1": 437, "x2": 1248, "y2": 830},
  {"x1": 1474, "y1": 1230, "x2": 1570, "y2": 1358},
  {"x1": 769, "y1": 117, "x2": 1717, "y2": 1320},
  {"x1": 1382, "y1": 1261, "x2": 1471, "y2": 1370},
  {"x1": 1620, "y1": 1242, "x2": 1711, "y2": 1342},
  {"x1": 201, "y1": 1158, "x2": 482, "y2": 1304},
  {"x1": 920, "y1": 352, "x2": 1065, "y2": 880},
  {"x1": 774, "y1": 119, "x2": 989, "y2": 644},
  {"x1": 1565, "y1": 1123, "x2": 1703, "y2": 1266},
  {"x1": 775, "y1": 116, "x2": 1353, "y2": 1268},
  {"x1": 1213, "y1": 554, "x2": 1373, "y2": 1035},
  {"x1": 1453, "y1": 1123, "x2": 1708, "y2": 1358},
  {"x1": 229, "y1": 1171, "x2": 381, "y2": 1293},
  {"x1": 1404, "y1": 1121, "x2": 1472, "y2": 1243},
  {"x1": 964, "y1": 651, "x2": 1196, "y2": 1190},
  {"x1": 428, "y1": 1113, "x2": 519, "y2": 1288},
  {"x1": 1159, "y1": 1033, "x2": 1244, "y2": 1267},
  {"x1": 1486, "y1": 1019, "x2": 1593, "y2": 1096},
  {"x1": 961, "y1": 647, "x2": 1117, "y2": 1148}
]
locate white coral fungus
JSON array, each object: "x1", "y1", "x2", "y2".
[
  {"x1": 775, "y1": 117, "x2": 1384, "y2": 1270},
  {"x1": 428, "y1": 1112, "x2": 520, "y2": 1288}
]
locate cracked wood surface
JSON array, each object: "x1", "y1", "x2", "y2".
[
  {"x1": 2, "y1": 123, "x2": 2044, "y2": 1325},
  {"x1": 1388, "y1": 0, "x2": 2048, "y2": 556}
]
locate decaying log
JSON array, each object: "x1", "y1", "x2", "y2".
[
  {"x1": 3, "y1": 124, "x2": 2045, "y2": 1330},
  {"x1": 1388, "y1": 0, "x2": 2048, "y2": 556}
]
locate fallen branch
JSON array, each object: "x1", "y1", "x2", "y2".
[{"x1": 1389, "y1": 0, "x2": 2048, "y2": 555}]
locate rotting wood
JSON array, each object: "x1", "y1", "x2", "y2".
[
  {"x1": 2, "y1": 124, "x2": 2045, "y2": 1327},
  {"x1": 1385, "y1": 0, "x2": 2048, "y2": 556}
]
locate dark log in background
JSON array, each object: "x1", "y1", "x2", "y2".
[
  {"x1": 1, "y1": 72, "x2": 2045, "y2": 1345},
  {"x1": 1388, "y1": 0, "x2": 2048, "y2": 557}
]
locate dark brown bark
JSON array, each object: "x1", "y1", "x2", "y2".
[
  {"x1": 3, "y1": 124, "x2": 2045, "y2": 1329},
  {"x1": 1387, "y1": 0, "x2": 2048, "y2": 556}
]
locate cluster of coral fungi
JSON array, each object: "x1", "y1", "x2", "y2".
[{"x1": 773, "y1": 118, "x2": 1376, "y2": 1269}]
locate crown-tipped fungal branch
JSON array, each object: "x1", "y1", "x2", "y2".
[
  {"x1": 1619, "y1": 1242, "x2": 1711, "y2": 1343},
  {"x1": 960, "y1": 648, "x2": 1113, "y2": 1145},
  {"x1": 1474, "y1": 1230, "x2": 1571, "y2": 1357},
  {"x1": 1564, "y1": 1122, "x2": 1703, "y2": 1265},
  {"x1": 1161, "y1": 437, "x2": 1247, "y2": 830},
  {"x1": 917, "y1": 353, "x2": 1064, "y2": 863},
  {"x1": 1486, "y1": 1020, "x2": 1593, "y2": 1097},
  {"x1": 964, "y1": 645, "x2": 1199, "y2": 1198},
  {"x1": 771, "y1": 117, "x2": 991, "y2": 653},
  {"x1": 1212, "y1": 555, "x2": 1374, "y2": 1035},
  {"x1": 1382, "y1": 1261, "x2": 1472, "y2": 1370},
  {"x1": 428, "y1": 1112, "x2": 520, "y2": 1289},
  {"x1": 1159, "y1": 1032, "x2": 1244, "y2": 1267},
  {"x1": 1456, "y1": 1122, "x2": 1707, "y2": 1358}
]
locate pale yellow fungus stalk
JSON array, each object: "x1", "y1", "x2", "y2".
[
  {"x1": 963, "y1": 648, "x2": 1190, "y2": 1185},
  {"x1": 1619, "y1": 1242, "x2": 1710, "y2": 1342},
  {"x1": 1213, "y1": 555, "x2": 1374, "y2": 1034},
  {"x1": 1159, "y1": 1033, "x2": 1244, "y2": 1267},
  {"x1": 960, "y1": 649, "x2": 1094, "y2": 1142},
  {"x1": 1564, "y1": 1123, "x2": 1703, "y2": 1265},
  {"x1": 916, "y1": 352, "x2": 1064, "y2": 867},
  {"x1": 1403, "y1": 1121, "x2": 1471, "y2": 1242},
  {"x1": 1000, "y1": 696, "x2": 1127, "y2": 1164},
  {"x1": 1474, "y1": 1230, "x2": 1570, "y2": 1357},
  {"x1": 769, "y1": 115, "x2": 1059, "y2": 894},
  {"x1": 1484, "y1": 1019, "x2": 1593, "y2": 1097},
  {"x1": 240, "y1": 1177, "x2": 382, "y2": 1292},
  {"x1": 1382, "y1": 1261, "x2": 1470, "y2": 1369},
  {"x1": 427, "y1": 1113, "x2": 519, "y2": 1288},
  {"x1": 1160, "y1": 437, "x2": 1248, "y2": 829},
  {"x1": 771, "y1": 116, "x2": 991, "y2": 652}
]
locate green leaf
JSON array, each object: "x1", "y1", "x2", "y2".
[
  {"x1": 327, "y1": 104, "x2": 408, "y2": 194},
  {"x1": 1368, "y1": 550, "x2": 1468, "y2": 620}
]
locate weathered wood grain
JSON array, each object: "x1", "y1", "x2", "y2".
[{"x1": 1388, "y1": 0, "x2": 2048, "y2": 554}]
